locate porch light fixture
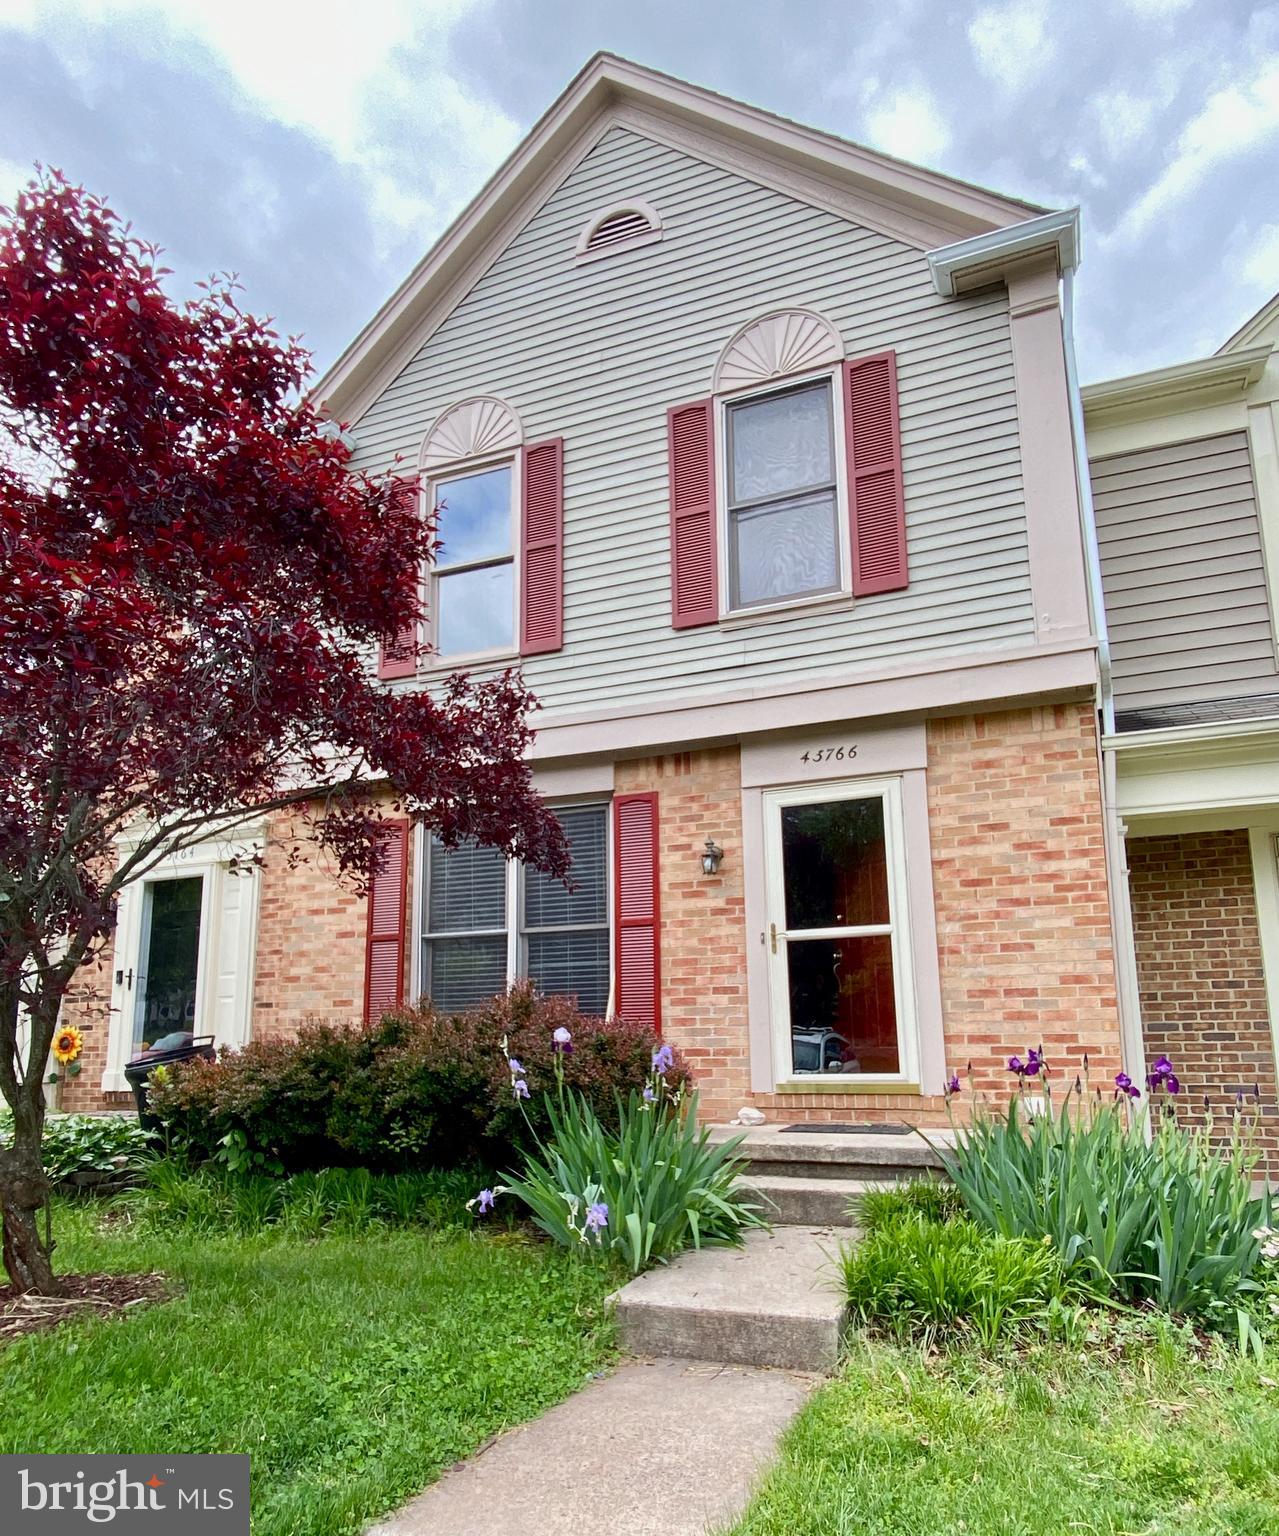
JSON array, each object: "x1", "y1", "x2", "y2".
[{"x1": 701, "y1": 838, "x2": 724, "y2": 876}]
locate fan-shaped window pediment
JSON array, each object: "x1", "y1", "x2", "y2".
[
  {"x1": 714, "y1": 309, "x2": 845, "y2": 393},
  {"x1": 421, "y1": 396, "x2": 523, "y2": 472}
]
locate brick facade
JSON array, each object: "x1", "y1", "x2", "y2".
[
  {"x1": 925, "y1": 703, "x2": 1122, "y2": 1105},
  {"x1": 59, "y1": 805, "x2": 406, "y2": 1114},
  {"x1": 616, "y1": 702, "x2": 1122, "y2": 1126},
  {"x1": 615, "y1": 747, "x2": 751, "y2": 1122},
  {"x1": 59, "y1": 704, "x2": 1126, "y2": 1127},
  {"x1": 1128, "y1": 830, "x2": 1279, "y2": 1175}
]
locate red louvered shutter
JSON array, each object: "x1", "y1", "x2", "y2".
[
  {"x1": 520, "y1": 438, "x2": 564, "y2": 655},
  {"x1": 377, "y1": 618, "x2": 417, "y2": 680},
  {"x1": 364, "y1": 819, "x2": 409, "y2": 1023},
  {"x1": 844, "y1": 351, "x2": 908, "y2": 595},
  {"x1": 667, "y1": 400, "x2": 718, "y2": 628},
  {"x1": 613, "y1": 793, "x2": 660, "y2": 1030}
]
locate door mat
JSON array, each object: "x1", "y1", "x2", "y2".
[{"x1": 779, "y1": 1122, "x2": 914, "y2": 1135}]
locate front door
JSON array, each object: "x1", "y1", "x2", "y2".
[
  {"x1": 763, "y1": 779, "x2": 916, "y2": 1083},
  {"x1": 133, "y1": 874, "x2": 205, "y2": 1051}
]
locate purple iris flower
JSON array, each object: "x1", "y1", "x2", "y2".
[
  {"x1": 945, "y1": 1072, "x2": 961, "y2": 1096},
  {"x1": 552, "y1": 1026, "x2": 573, "y2": 1054},
  {"x1": 1115, "y1": 1071, "x2": 1140, "y2": 1100},
  {"x1": 507, "y1": 1057, "x2": 524, "y2": 1076},
  {"x1": 1166, "y1": 1074, "x2": 1181, "y2": 1095},
  {"x1": 1008, "y1": 1055, "x2": 1026, "y2": 1077},
  {"x1": 512, "y1": 1078, "x2": 530, "y2": 1100},
  {"x1": 1025, "y1": 1047, "x2": 1045, "y2": 1077},
  {"x1": 652, "y1": 1043, "x2": 675, "y2": 1076},
  {"x1": 1152, "y1": 1056, "x2": 1174, "y2": 1079},
  {"x1": 584, "y1": 1202, "x2": 609, "y2": 1233},
  {"x1": 475, "y1": 1189, "x2": 495, "y2": 1214},
  {"x1": 643, "y1": 1085, "x2": 657, "y2": 1103}
]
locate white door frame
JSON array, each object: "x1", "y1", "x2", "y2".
[
  {"x1": 761, "y1": 775, "x2": 920, "y2": 1088},
  {"x1": 103, "y1": 827, "x2": 263, "y2": 1093}
]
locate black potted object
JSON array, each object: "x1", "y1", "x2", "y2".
[{"x1": 124, "y1": 1031, "x2": 215, "y2": 1130}]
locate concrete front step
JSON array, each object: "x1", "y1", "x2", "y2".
[
  {"x1": 743, "y1": 1173, "x2": 873, "y2": 1228},
  {"x1": 711, "y1": 1124, "x2": 951, "y2": 1183},
  {"x1": 611, "y1": 1225, "x2": 851, "y2": 1373}
]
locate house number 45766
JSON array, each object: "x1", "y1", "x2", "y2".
[{"x1": 800, "y1": 746, "x2": 857, "y2": 764}]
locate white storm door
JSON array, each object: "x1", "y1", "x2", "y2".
[{"x1": 762, "y1": 778, "x2": 918, "y2": 1084}]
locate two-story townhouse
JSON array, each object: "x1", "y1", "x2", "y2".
[
  {"x1": 1087, "y1": 294, "x2": 1279, "y2": 1173},
  {"x1": 61, "y1": 55, "x2": 1126, "y2": 1128}
]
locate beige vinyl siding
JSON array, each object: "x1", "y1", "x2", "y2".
[
  {"x1": 353, "y1": 126, "x2": 1034, "y2": 713},
  {"x1": 1092, "y1": 431, "x2": 1279, "y2": 712}
]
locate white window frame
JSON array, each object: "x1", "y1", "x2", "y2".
[
  {"x1": 715, "y1": 366, "x2": 852, "y2": 620},
  {"x1": 425, "y1": 450, "x2": 521, "y2": 667},
  {"x1": 414, "y1": 799, "x2": 614, "y2": 1014},
  {"x1": 762, "y1": 774, "x2": 920, "y2": 1089}
]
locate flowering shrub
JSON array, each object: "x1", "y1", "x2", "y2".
[
  {"x1": 473, "y1": 1030, "x2": 765, "y2": 1271},
  {"x1": 148, "y1": 984, "x2": 689, "y2": 1174},
  {"x1": 937, "y1": 1052, "x2": 1275, "y2": 1334}
]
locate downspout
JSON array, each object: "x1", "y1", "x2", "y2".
[{"x1": 1060, "y1": 266, "x2": 1148, "y2": 1089}]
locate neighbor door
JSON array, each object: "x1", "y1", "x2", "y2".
[
  {"x1": 763, "y1": 779, "x2": 917, "y2": 1084},
  {"x1": 132, "y1": 874, "x2": 205, "y2": 1051}
]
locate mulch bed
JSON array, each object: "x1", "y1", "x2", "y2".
[{"x1": 0, "y1": 1272, "x2": 170, "y2": 1343}]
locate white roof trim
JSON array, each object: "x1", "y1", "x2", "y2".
[
  {"x1": 1082, "y1": 345, "x2": 1271, "y2": 423},
  {"x1": 1218, "y1": 291, "x2": 1279, "y2": 354},
  {"x1": 926, "y1": 208, "x2": 1080, "y2": 297},
  {"x1": 315, "y1": 52, "x2": 1049, "y2": 425}
]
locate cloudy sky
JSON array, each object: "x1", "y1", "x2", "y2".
[{"x1": 1, "y1": 0, "x2": 1276, "y2": 385}]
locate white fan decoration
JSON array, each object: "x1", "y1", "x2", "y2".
[
  {"x1": 422, "y1": 396, "x2": 523, "y2": 471},
  {"x1": 715, "y1": 309, "x2": 844, "y2": 392}
]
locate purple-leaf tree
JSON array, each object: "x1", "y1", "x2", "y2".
[{"x1": 0, "y1": 173, "x2": 568, "y2": 1293}]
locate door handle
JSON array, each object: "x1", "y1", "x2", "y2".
[
  {"x1": 115, "y1": 968, "x2": 133, "y2": 989},
  {"x1": 769, "y1": 923, "x2": 778, "y2": 954}
]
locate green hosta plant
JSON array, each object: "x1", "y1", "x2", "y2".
[
  {"x1": 936, "y1": 1054, "x2": 1274, "y2": 1332},
  {"x1": 473, "y1": 1031, "x2": 767, "y2": 1272},
  {"x1": 0, "y1": 1109, "x2": 154, "y2": 1184}
]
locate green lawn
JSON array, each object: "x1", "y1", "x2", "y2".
[
  {"x1": 726, "y1": 1331, "x2": 1279, "y2": 1535},
  {"x1": 1, "y1": 1201, "x2": 616, "y2": 1536}
]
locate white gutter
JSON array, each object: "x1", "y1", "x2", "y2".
[
  {"x1": 927, "y1": 207, "x2": 1081, "y2": 296},
  {"x1": 1061, "y1": 266, "x2": 1114, "y2": 735},
  {"x1": 1060, "y1": 264, "x2": 1148, "y2": 1093}
]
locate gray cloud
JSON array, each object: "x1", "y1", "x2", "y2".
[{"x1": 2, "y1": 0, "x2": 1277, "y2": 383}]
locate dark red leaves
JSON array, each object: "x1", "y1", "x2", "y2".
[{"x1": 0, "y1": 171, "x2": 568, "y2": 987}]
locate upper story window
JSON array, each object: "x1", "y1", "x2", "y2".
[
  {"x1": 416, "y1": 396, "x2": 527, "y2": 665},
  {"x1": 726, "y1": 379, "x2": 840, "y2": 609},
  {"x1": 665, "y1": 307, "x2": 907, "y2": 631},
  {"x1": 432, "y1": 463, "x2": 516, "y2": 656}
]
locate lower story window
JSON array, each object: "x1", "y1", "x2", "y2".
[{"x1": 421, "y1": 802, "x2": 610, "y2": 1015}]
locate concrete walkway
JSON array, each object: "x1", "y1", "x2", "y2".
[{"x1": 368, "y1": 1358, "x2": 815, "y2": 1536}]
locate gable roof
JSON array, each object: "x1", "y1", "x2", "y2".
[
  {"x1": 316, "y1": 53, "x2": 1052, "y2": 425},
  {"x1": 1219, "y1": 291, "x2": 1279, "y2": 354}
]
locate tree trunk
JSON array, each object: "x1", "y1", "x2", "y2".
[
  {"x1": 0, "y1": 983, "x2": 63, "y2": 1295},
  {"x1": 0, "y1": 1144, "x2": 59, "y2": 1294}
]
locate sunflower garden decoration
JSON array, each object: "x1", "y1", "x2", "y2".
[{"x1": 48, "y1": 1023, "x2": 84, "y2": 1110}]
